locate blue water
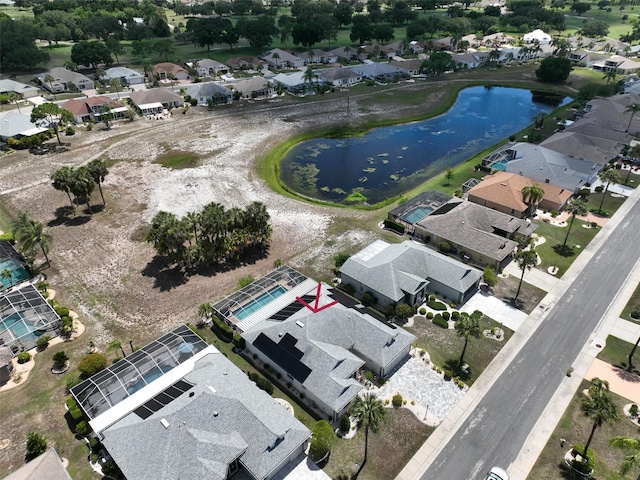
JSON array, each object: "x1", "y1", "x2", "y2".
[
  {"x1": 402, "y1": 206, "x2": 433, "y2": 224},
  {"x1": 126, "y1": 366, "x2": 171, "y2": 395},
  {"x1": 0, "y1": 258, "x2": 29, "y2": 289},
  {"x1": 280, "y1": 87, "x2": 570, "y2": 204},
  {"x1": 233, "y1": 285, "x2": 287, "y2": 320},
  {"x1": 0, "y1": 312, "x2": 42, "y2": 342}
]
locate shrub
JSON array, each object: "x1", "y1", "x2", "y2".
[
  {"x1": 392, "y1": 393, "x2": 403, "y2": 407},
  {"x1": 443, "y1": 370, "x2": 453, "y2": 381},
  {"x1": 578, "y1": 188, "x2": 591, "y2": 197},
  {"x1": 65, "y1": 374, "x2": 81, "y2": 392},
  {"x1": 452, "y1": 311, "x2": 460, "y2": 320},
  {"x1": 343, "y1": 283, "x2": 355, "y2": 295},
  {"x1": 442, "y1": 311, "x2": 450, "y2": 320},
  {"x1": 594, "y1": 185, "x2": 604, "y2": 192},
  {"x1": 66, "y1": 397, "x2": 84, "y2": 421},
  {"x1": 53, "y1": 351, "x2": 68, "y2": 368},
  {"x1": 247, "y1": 372, "x2": 274, "y2": 394},
  {"x1": 309, "y1": 420, "x2": 336, "y2": 460},
  {"x1": 85, "y1": 122, "x2": 93, "y2": 131},
  {"x1": 383, "y1": 218, "x2": 405, "y2": 234},
  {"x1": 339, "y1": 414, "x2": 351, "y2": 432},
  {"x1": 427, "y1": 300, "x2": 447, "y2": 310},
  {"x1": 78, "y1": 353, "x2": 107, "y2": 378},
  {"x1": 426, "y1": 311, "x2": 434, "y2": 319},
  {"x1": 17, "y1": 352, "x2": 31, "y2": 364},
  {"x1": 630, "y1": 404, "x2": 639, "y2": 417},
  {"x1": 54, "y1": 306, "x2": 70, "y2": 317},
  {"x1": 233, "y1": 333, "x2": 245, "y2": 349},
  {"x1": 438, "y1": 241, "x2": 451, "y2": 253},
  {"x1": 211, "y1": 316, "x2": 233, "y2": 342},
  {"x1": 238, "y1": 275, "x2": 254, "y2": 288},
  {"x1": 571, "y1": 444, "x2": 595, "y2": 473},
  {"x1": 25, "y1": 432, "x2": 47, "y2": 459},
  {"x1": 365, "y1": 370, "x2": 374, "y2": 381},
  {"x1": 550, "y1": 210, "x2": 559, "y2": 217},
  {"x1": 432, "y1": 314, "x2": 449, "y2": 328},
  {"x1": 362, "y1": 291, "x2": 376, "y2": 306},
  {"x1": 333, "y1": 252, "x2": 350, "y2": 268},
  {"x1": 102, "y1": 458, "x2": 122, "y2": 479},
  {"x1": 419, "y1": 307, "x2": 426, "y2": 315},
  {"x1": 65, "y1": 126, "x2": 75, "y2": 136},
  {"x1": 428, "y1": 294, "x2": 435, "y2": 302},
  {"x1": 75, "y1": 420, "x2": 90, "y2": 436},
  {"x1": 60, "y1": 315, "x2": 74, "y2": 339},
  {"x1": 36, "y1": 335, "x2": 51, "y2": 350}
]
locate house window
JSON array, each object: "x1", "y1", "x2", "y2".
[{"x1": 510, "y1": 209, "x2": 515, "y2": 215}]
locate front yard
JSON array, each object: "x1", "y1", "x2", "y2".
[{"x1": 621, "y1": 283, "x2": 640, "y2": 325}]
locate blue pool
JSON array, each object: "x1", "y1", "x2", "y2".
[
  {"x1": 402, "y1": 206, "x2": 434, "y2": 224},
  {"x1": 0, "y1": 313, "x2": 43, "y2": 343},
  {"x1": 233, "y1": 285, "x2": 287, "y2": 320},
  {"x1": 126, "y1": 366, "x2": 172, "y2": 395},
  {"x1": 0, "y1": 258, "x2": 29, "y2": 289}
]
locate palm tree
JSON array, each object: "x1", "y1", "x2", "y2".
[
  {"x1": 1, "y1": 268, "x2": 13, "y2": 289},
  {"x1": 603, "y1": 70, "x2": 617, "y2": 84},
  {"x1": 532, "y1": 111, "x2": 546, "y2": 129},
  {"x1": 627, "y1": 335, "x2": 640, "y2": 372},
  {"x1": 167, "y1": 72, "x2": 176, "y2": 92},
  {"x1": 94, "y1": 68, "x2": 106, "y2": 86},
  {"x1": 272, "y1": 52, "x2": 280, "y2": 69},
  {"x1": 87, "y1": 159, "x2": 109, "y2": 206},
  {"x1": 521, "y1": 183, "x2": 545, "y2": 217},
  {"x1": 184, "y1": 211, "x2": 201, "y2": 244},
  {"x1": 98, "y1": 103, "x2": 113, "y2": 129},
  {"x1": 351, "y1": 393, "x2": 386, "y2": 471},
  {"x1": 580, "y1": 378, "x2": 618, "y2": 460},
  {"x1": 563, "y1": 200, "x2": 588, "y2": 247},
  {"x1": 43, "y1": 74, "x2": 56, "y2": 98},
  {"x1": 513, "y1": 249, "x2": 537, "y2": 302},
  {"x1": 107, "y1": 339, "x2": 127, "y2": 358},
  {"x1": 197, "y1": 303, "x2": 213, "y2": 325},
  {"x1": 110, "y1": 78, "x2": 122, "y2": 100},
  {"x1": 610, "y1": 435, "x2": 640, "y2": 476},
  {"x1": 14, "y1": 218, "x2": 52, "y2": 267},
  {"x1": 142, "y1": 59, "x2": 153, "y2": 80},
  {"x1": 455, "y1": 310, "x2": 482, "y2": 368},
  {"x1": 70, "y1": 166, "x2": 95, "y2": 214},
  {"x1": 597, "y1": 168, "x2": 620, "y2": 214},
  {"x1": 302, "y1": 67, "x2": 318, "y2": 92},
  {"x1": 7, "y1": 92, "x2": 22, "y2": 113},
  {"x1": 625, "y1": 103, "x2": 640, "y2": 132},
  {"x1": 51, "y1": 166, "x2": 76, "y2": 211}
]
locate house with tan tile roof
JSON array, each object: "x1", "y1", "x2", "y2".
[
  {"x1": 467, "y1": 171, "x2": 572, "y2": 218},
  {"x1": 61, "y1": 96, "x2": 127, "y2": 123},
  {"x1": 152, "y1": 62, "x2": 189, "y2": 80}
]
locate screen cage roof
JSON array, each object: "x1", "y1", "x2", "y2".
[{"x1": 71, "y1": 325, "x2": 207, "y2": 420}]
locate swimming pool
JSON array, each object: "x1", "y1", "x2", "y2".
[
  {"x1": 0, "y1": 258, "x2": 29, "y2": 289},
  {"x1": 126, "y1": 366, "x2": 173, "y2": 395},
  {"x1": 402, "y1": 206, "x2": 434, "y2": 224},
  {"x1": 491, "y1": 159, "x2": 509, "y2": 171},
  {"x1": 233, "y1": 285, "x2": 287, "y2": 320},
  {"x1": 0, "y1": 313, "x2": 43, "y2": 343}
]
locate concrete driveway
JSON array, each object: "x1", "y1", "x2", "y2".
[{"x1": 461, "y1": 289, "x2": 528, "y2": 332}]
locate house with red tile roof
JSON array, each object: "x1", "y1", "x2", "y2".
[
  {"x1": 152, "y1": 62, "x2": 189, "y2": 80},
  {"x1": 61, "y1": 96, "x2": 127, "y2": 124}
]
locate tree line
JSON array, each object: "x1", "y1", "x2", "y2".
[{"x1": 146, "y1": 201, "x2": 272, "y2": 269}]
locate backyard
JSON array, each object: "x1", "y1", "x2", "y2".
[{"x1": 528, "y1": 379, "x2": 640, "y2": 480}]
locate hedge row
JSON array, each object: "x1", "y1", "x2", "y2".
[
  {"x1": 383, "y1": 219, "x2": 405, "y2": 234},
  {"x1": 248, "y1": 372, "x2": 274, "y2": 394},
  {"x1": 432, "y1": 314, "x2": 449, "y2": 328},
  {"x1": 211, "y1": 316, "x2": 233, "y2": 342},
  {"x1": 427, "y1": 300, "x2": 447, "y2": 310}
]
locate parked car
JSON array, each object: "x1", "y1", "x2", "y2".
[{"x1": 485, "y1": 466, "x2": 509, "y2": 480}]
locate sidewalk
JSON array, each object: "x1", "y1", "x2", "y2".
[
  {"x1": 503, "y1": 261, "x2": 560, "y2": 293},
  {"x1": 398, "y1": 183, "x2": 640, "y2": 480}
]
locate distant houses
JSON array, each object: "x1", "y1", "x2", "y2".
[
  {"x1": 37, "y1": 67, "x2": 93, "y2": 93},
  {"x1": 101, "y1": 66, "x2": 145, "y2": 86}
]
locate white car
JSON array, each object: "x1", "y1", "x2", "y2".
[{"x1": 485, "y1": 466, "x2": 509, "y2": 480}]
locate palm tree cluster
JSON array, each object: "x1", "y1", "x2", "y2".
[
  {"x1": 146, "y1": 201, "x2": 272, "y2": 268},
  {"x1": 50, "y1": 159, "x2": 109, "y2": 214},
  {"x1": 12, "y1": 212, "x2": 52, "y2": 268}
]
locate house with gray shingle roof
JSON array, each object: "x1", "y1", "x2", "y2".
[
  {"x1": 183, "y1": 82, "x2": 233, "y2": 106},
  {"x1": 340, "y1": 239, "x2": 482, "y2": 307},
  {"x1": 242, "y1": 283, "x2": 415, "y2": 421},
  {"x1": 261, "y1": 49, "x2": 304, "y2": 69},
  {"x1": 36, "y1": 67, "x2": 93, "y2": 93},
  {"x1": 90, "y1": 327, "x2": 310, "y2": 480},
  {"x1": 101, "y1": 66, "x2": 145, "y2": 85},
  {"x1": 349, "y1": 62, "x2": 407, "y2": 81},
  {"x1": 2, "y1": 448, "x2": 72, "y2": 480},
  {"x1": 540, "y1": 131, "x2": 624, "y2": 166},
  {"x1": 0, "y1": 79, "x2": 40, "y2": 98},
  {"x1": 316, "y1": 67, "x2": 362, "y2": 87},
  {"x1": 414, "y1": 198, "x2": 537, "y2": 270},
  {"x1": 129, "y1": 88, "x2": 184, "y2": 114},
  {"x1": 231, "y1": 76, "x2": 273, "y2": 99}
]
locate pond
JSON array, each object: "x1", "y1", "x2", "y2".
[{"x1": 279, "y1": 86, "x2": 571, "y2": 205}]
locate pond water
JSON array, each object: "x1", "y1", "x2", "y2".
[{"x1": 279, "y1": 86, "x2": 571, "y2": 204}]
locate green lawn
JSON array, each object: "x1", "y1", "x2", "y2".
[
  {"x1": 597, "y1": 335, "x2": 638, "y2": 371},
  {"x1": 0, "y1": 6, "x2": 34, "y2": 19},
  {"x1": 561, "y1": 4, "x2": 640, "y2": 40},
  {"x1": 407, "y1": 314, "x2": 513, "y2": 385},
  {"x1": 621, "y1": 282, "x2": 640, "y2": 324},
  {"x1": 528, "y1": 379, "x2": 639, "y2": 480},
  {"x1": 588, "y1": 190, "x2": 628, "y2": 217}
]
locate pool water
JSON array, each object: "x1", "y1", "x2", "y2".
[
  {"x1": 233, "y1": 285, "x2": 287, "y2": 320},
  {"x1": 0, "y1": 258, "x2": 29, "y2": 289},
  {"x1": 402, "y1": 206, "x2": 434, "y2": 224},
  {"x1": 492, "y1": 159, "x2": 509, "y2": 171},
  {"x1": 0, "y1": 312, "x2": 42, "y2": 342},
  {"x1": 126, "y1": 366, "x2": 173, "y2": 395}
]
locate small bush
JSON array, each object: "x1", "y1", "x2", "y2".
[
  {"x1": 78, "y1": 353, "x2": 107, "y2": 378},
  {"x1": 594, "y1": 185, "x2": 604, "y2": 192},
  {"x1": 392, "y1": 393, "x2": 403, "y2": 407},
  {"x1": 65, "y1": 126, "x2": 75, "y2": 136},
  {"x1": 443, "y1": 370, "x2": 453, "y2": 381},
  {"x1": 247, "y1": 372, "x2": 274, "y2": 394},
  {"x1": 211, "y1": 316, "x2": 233, "y2": 342},
  {"x1": 451, "y1": 311, "x2": 460, "y2": 320},
  {"x1": 309, "y1": 420, "x2": 336, "y2": 460},
  {"x1": 432, "y1": 314, "x2": 449, "y2": 328},
  {"x1": 362, "y1": 291, "x2": 376, "y2": 306},
  {"x1": 365, "y1": 370, "x2": 374, "y2": 381},
  {"x1": 578, "y1": 188, "x2": 591, "y2": 197},
  {"x1": 232, "y1": 333, "x2": 245, "y2": 349},
  {"x1": 427, "y1": 300, "x2": 447, "y2": 310},
  {"x1": 54, "y1": 306, "x2": 70, "y2": 317},
  {"x1": 550, "y1": 210, "x2": 559, "y2": 217},
  {"x1": 339, "y1": 414, "x2": 351, "y2": 432},
  {"x1": 383, "y1": 218, "x2": 405, "y2": 234},
  {"x1": 442, "y1": 311, "x2": 450, "y2": 320},
  {"x1": 419, "y1": 307, "x2": 426, "y2": 315},
  {"x1": 438, "y1": 241, "x2": 451, "y2": 253},
  {"x1": 85, "y1": 122, "x2": 93, "y2": 131},
  {"x1": 630, "y1": 404, "x2": 639, "y2": 417},
  {"x1": 65, "y1": 374, "x2": 81, "y2": 392},
  {"x1": 75, "y1": 420, "x2": 90, "y2": 436},
  {"x1": 26, "y1": 432, "x2": 47, "y2": 459},
  {"x1": 53, "y1": 351, "x2": 68, "y2": 368},
  {"x1": 571, "y1": 444, "x2": 595, "y2": 473},
  {"x1": 66, "y1": 397, "x2": 84, "y2": 421},
  {"x1": 36, "y1": 335, "x2": 51, "y2": 350},
  {"x1": 238, "y1": 274, "x2": 254, "y2": 288},
  {"x1": 426, "y1": 311, "x2": 434, "y2": 319},
  {"x1": 17, "y1": 352, "x2": 31, "y2": 364}
]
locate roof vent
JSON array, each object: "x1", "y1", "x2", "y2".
[
  {"x1": 213, "y1": 411, "x2": 219, "y2": 417},
  {"x1": 208, "y1": 386, "x2": 217, "y2": 393},
  {"x1": 296, "y1": 321, "x2": 305, "y2": 328},
  {"x1": 161, "y1": 418, "x2": 170, "y2": 429}
]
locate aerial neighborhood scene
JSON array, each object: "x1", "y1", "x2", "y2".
[{"x1": 3, "y1": 0, "x2": 640, "y2": 479}]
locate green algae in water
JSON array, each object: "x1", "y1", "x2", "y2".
[{"x1": 293, "y1": 163, "x2": 320, "y2": 190}]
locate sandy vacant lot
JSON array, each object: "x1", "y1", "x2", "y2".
[{"x1": 0, "y1": 83, "x2": 447, "y2": 346}]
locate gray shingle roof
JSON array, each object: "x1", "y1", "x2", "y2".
[
  {"x1": 2, "y1": 449, "x2": 72, "y2": 480},
  {"x1": 100, "y1": 348, "x2": 310, "y2": 480},
  {"x1": 183, "y1": 82, "x2": 233, "y2": 99},
  {"x1": 243, "y1": 293, "x2": 415, "y2": 414},
  {"x1": 540, "y1": 131, "x2": 624, "y2": 165},
  {"x1": 340, "y1": 240, "x2": 482, "y2": 303},
  {"x1": 415, "y1": 199, "x2": 535, "y2": 263}
]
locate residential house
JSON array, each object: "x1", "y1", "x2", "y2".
[
  {"x1": 432, "y1": 36, "x2": 454, "y2": 51},
  {"x1": 523, "y1": 29, "x2": 551, "y2": 45},
  {"x1": 568, "y1": 50, "x2": 610, "y2": 67},
  {"x1": 578, "y1": 93, "x2": 640, "y2": 135},
  {"x1": 408, "y1": 40, "x2": 424, "y2": 55},
  {"x1": 226, "y1": 56, "x2": 264, "y2": 71},
  {"x1": 272, "y1": 71, "x2": 320, "y2": 93},
  {"x1": 387, "y1": 190, "x2": 452, "y2": 234},
  {"x1": 340, "y1": 239, "x2": 482, "y2": 307},
  {"x1": 261, "y1": 49, "x2": 304, "y2": 69},
  {"x1": 324, "y1": 46, "x2": 358, "y2": 63},
  {"x1": 564, "y1": 116, "x2": 634, "y2": 144},
  {"x1": 467, "y1": 171, "x2": 572, "y2": 217},
  {"x1": 2, "y1": 449, "x2": 72, "y2": 480},
  {"x1": 0, "y1": 111, "x2": 49, "y2": 142},
  {"x1": 101, "y1": 66, "x2": 145, "y2": 85},
  {"x1": 183, "y1": 82, "x2": 233, "y2": 105},
  {"x1": 242, "y1": 282, "x2": 415, "y2": 421},
  {"x1": 37, "y1": 67, "x2": 93, "y2": 93},
  {"x1": 129, "y1": 89, "x2": 184, "y2": 115},
  {"x1": 452, "y1": 51, "x2": 489, "y2": 69},
  {"x1": 193, "y1": 59, "x2": 229, "y2": 78},
  {"x1": 540, "y1": 131, "x2": 624, "y2": 166},
  {"x1": 592, "y1": 55, "x2": 640, "y2": 74},
  {"x1": 298, "y1": 49, "x2": 326, "y2": 64},
  {"x1": 482, "y1": 33, "x2": 515, "y2": 47},
  {"x1": 152, "y1": 62, "x2": 189, "y2": 81},
  {"x1": 71, "y1": 325, "x2": 311, "y2": 480},
  {"x1": 0, "y1": 79, "x2": 40, "y2": 98},
  {"x1": 414, "y1": 199, "x2": 536, "y2": 270},
  {"x1": 389, "y1": 59, "x2": 424, "y2": 76},
  {"x1": 316, "y1": 67, "x2": 362, "y2": 87},
  {"x1": 349, "y1": 63, "x2": 407, "y2": 82},
  {"x1": 61, "y1": 96, "x2": 128, "y2": 124},
  {"x1": 501, "y1": 142, "x2": 602, "y2": 192},
  {"x1": 230, "y1": 76, "x2": 272, "y2": 99}
]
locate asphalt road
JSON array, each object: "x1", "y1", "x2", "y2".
[{"x1": 420, "y1": 198, "x2": 640, "y2": 480}]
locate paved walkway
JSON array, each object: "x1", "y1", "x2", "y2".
[
  {"x1": 460, "y1": 289, "x2": 528, "y2": 332},
  {"x1": 503, "y1": 261, "x2": 560, "y2": 293},
  {"x1": 585, "y1": 358, "x2": 640, "y2": 404}
]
